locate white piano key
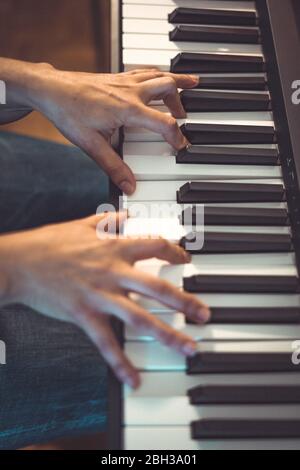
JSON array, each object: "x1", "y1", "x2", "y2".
[
  {"x1": 123, "y1": 34, "x2": 263, "y2": 54},
  {"x1": 123, "y1": 19, "x2": 260, "y2": 36},
  {"x1": 123, "y1": 0, "x2": 256, "y2": 10},
  {"x1": 125, "y1": 341, "x2": 298, "y2": 372},
  {"x1": 123, "y1": 49, "x2": 263, "y2": 71},
  {"x1": 123, "y1": 154, "x2": 282, "y2": 180},
  {"x1": 124, "y1": 218, "x2": 291, "y2": 237},
  {"x1": 123, "y1": 219, "x2": 291, "y2": 247},
  {"x1": 136, "y1": 253, "x2": 296, "y2": 268},
  {"x1": 123, "y1": 49, "x2": 173, "y2": 70},
  {"x1": 125, "y1": 315, "x2": 300, "y2": 341},
  {"x1": 125, "y1": 396, "x2": 300, "y2": 426},
  {"x1": 124, "y1": 111, "x2": 275, "y2": 142},
  {"x1": 126, "y1": 179, "x2": 284, "y2": 202},
  {"x1": 124, "y1": 427, "x2": 300, "y2": 450},
  {"x1": 151, "y1": 108, "x2": 274, "y2": 123},
  {"x1": 136, "y1": 293, "x2": 300, "y2": 313},
  {"x1": 124, "y1": 141, "x2": 279, "y2": 157},
  {"x1": 152, "y1": 91, "x2": 269, "y2": 107},
  {"x1": 135, "y1": 262, "x2": 298, "y2": 286},
  {"x1": 123, "y1": 3, "x2": 256, "y2": 22},
  {"x1": 124, "y1": 371, "x2": 300, "y2": 398},
  {"x1": 123, "y1": 18, "x2": 173, "y2": 34},
  {"x1": 124, "y1": 200, "x2": 289, "y2": 218}
]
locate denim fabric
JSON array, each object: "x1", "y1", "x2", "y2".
[{"x1": 0, "y1": 131, "x2": 109, "y2": 449}]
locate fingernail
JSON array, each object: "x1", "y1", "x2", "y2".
[
  {"x1": 197, "y1": 307, "x2": 211, "y2": 323},
  {"x1": 179, "y1": 136, "x2": 189, "y2": 150},
  {"x1": 183, "y1": 341, "x2": 198, "y2": 357},
  {"x1": 191, "y1": 75, "x2": 199, "y2": 83},
  {"x1": 120, "y1": 181, "x2": 135, "y2": 195}
]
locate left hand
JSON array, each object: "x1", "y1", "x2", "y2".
[{"x1": 27, "y1": 66, "x2": 199, "y2": 194}]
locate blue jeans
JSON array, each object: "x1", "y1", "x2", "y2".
[{"x1": 0, "y1": 131, "x2": 109, "y2": 449}]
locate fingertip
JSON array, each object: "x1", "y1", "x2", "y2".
[
  {"x1": 172, "y1": 108, "x2": 187, "y2": 120},
  {"x1": 127, "y1": 372, "x2": 141, "y2": 389},
  {"x1": 176, "y1": 247, "x2": 191, "y2": 264},
  {"x1": 120, "y1": 180, "x2": 136, "y2": 195},
  {"x1": 190, "y1": 75, "x2": 200, "y2": 85},
  {"x1": 176, "y1": 135, "x2": 190, "y2": 150},
  {"x1": 197, "y1": 306, "x2": 212, "y2": 324},
  {"x1": 178, "y1": 74, "x2": 199, "y2": 89},
  {"x1": 182, "y1": 341, "x2": 198, "y2": 357}
]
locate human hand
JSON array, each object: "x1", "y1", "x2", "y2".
[
  {"x1": 27, "y1": 66, "x2": 198, "y2": 194},
  {"x1": 0, "y1": 213, "x2": 210, "y2": 388}
]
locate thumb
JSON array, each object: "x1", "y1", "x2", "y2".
[{"x1": 81, "y1": 130, "x2": 136, "y2": 195}]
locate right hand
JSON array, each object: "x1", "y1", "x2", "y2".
[{"x1": 0, "y1": 213, "x2": 210, "y2": 388}]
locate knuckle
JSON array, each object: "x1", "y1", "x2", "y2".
[
  {"x1": 164, "y1": 76, "x2": 177, "y2": 89},
  {"x1": 156, "y1": 280, "x2": 172, "y2": 298},
  {"x1": 159, "y1": 329, "x2": 175, "y2": 346},
  {"x1": 132, "y1": 314, "x2": 148, "y2": 330},
  {"x1": 126, "y1": 101, "x2": 140, "y2": 118},
  {"x1": 104, "y1": 160, "x2": 122, "y2": 177},
  {"x1": 156, "y1": 238, "x2": 170, "y2": 251},
  {"x1": 165, "y1": 116, "x2": 178, "y2": 133},
  {"x1": 181, "y1": 294, "x2": 198, "y2": 314}
]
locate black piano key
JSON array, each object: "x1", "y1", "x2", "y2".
[
  {"x1": 169, "y1": 24, "x2": 260, "y2": 44},
  {"x1": 188, "y1": 385, "x2": 300, "y2": 405},
  {"x1": 176, "y1": 146, "x2": 279, "y2": 165},
  {"x1": 183, "y1": 275, "x2": 299, "y2": 294},
  {"x1": 181, "y1": 123, "x2": 276, "y2": 145},
  {"x1": 191, "y1": 419, "x2": 300, "y2": 440},
  {"x1": 181, "y1": 206, "x2": 289, "y2": 227},
  {"x1": 168, "y1": 7, "x2": 258, "y2": 26},
  {"x1": 177, "y1": 182, "x2": 285, "y2": 204},
  {"x1": 194, "y1": 75, "x2": 267, "y2": 91},
  {"x1": 171, "y1": 52, "x2": 265, "y2": 74},
  {"x1": 187, "y1": 352, "x2": 300, "y2": 374},
  {"x1": 180, "y1": 231, "x2": 293, "y2": 254},
  {"x1": 186, "y1": 307, "x2": 300, "y2": 324},
  {"x1": 180, "y1": 89, "x2": 271, "y2": 112}
]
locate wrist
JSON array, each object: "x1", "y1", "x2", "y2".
[
  {"x1": 0, "y1": 58, "x2": 54, "y2": 109},
  {"x1": 0, "y1": 233, "x2": 26, "y2": 306}
]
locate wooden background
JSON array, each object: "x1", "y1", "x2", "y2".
[
  {"x1": 0, "y1": 0, "x2": 111, "y2": 143},
  {"x1": 0, "y1": 0, "x2": 111, "y2": 449}
]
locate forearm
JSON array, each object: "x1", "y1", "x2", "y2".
[
  {"x1": 0, "y1": 58, "x2": 51, "y2": 124},
  {"x1": 0, "y1": 58, "x2": 48, "y2": 106}
]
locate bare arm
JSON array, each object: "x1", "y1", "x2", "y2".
[{"x1": 0, "y1": 58, "x2": 43, "y2": 123}]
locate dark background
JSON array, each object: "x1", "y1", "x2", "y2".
[{"x1": 0, "y1": 0, "x2": 111, "y2": 144}]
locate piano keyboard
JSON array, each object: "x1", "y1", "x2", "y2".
[{"x1": 110, "y1": 0, "x2": 300, "y2": 450}]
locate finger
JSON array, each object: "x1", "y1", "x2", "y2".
[
  {"x1": 131, "y1": 105, "x2": 188, "y2": 149},
  {"x1": 139, "y1": 77, "x2": 186, "y2": 118},
  {"x1": 79, "y1": 310, "x2": 140, "y2": 388},
  {"x1": 119, "y1": 269, "x2": 211, "y2": 324},
  {"x1": 124, "y1": 238, "x2": 191, "y2": 264},
  {"x1": 85, "y1": 211, "x2": 128, "y2": 233},
  {"x1": 102, "y1": 294, "x2": 198, "y2": 356},
  {"x1": 123, "y1": 68, "x2": 160, "y2": 76},
  {"x1": 132, "y1": 71, "x2": 199, "y2": 89},
  {"x1": 81, "y1": 130, "x2": 136, "y2": 195}
]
